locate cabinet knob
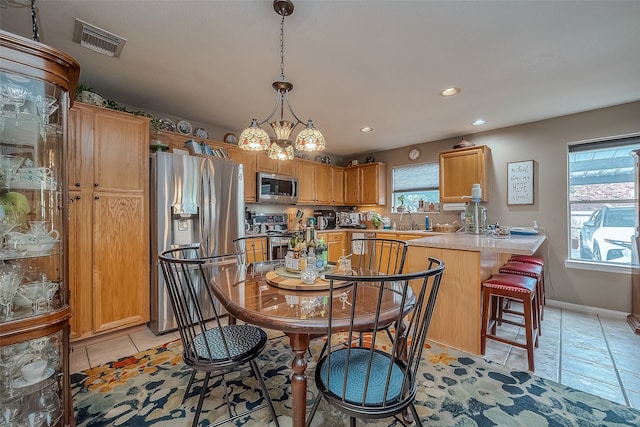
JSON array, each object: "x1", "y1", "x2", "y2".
[
  {"x1": 94, "y1": 196, "x2": 100, "y2": 200},
  {"x1": 76, "y1": 195, "x2": 81, "y2": 200},
  {"x1": 75, "y1": 182, "x2": 80, "y2": 187},
  {"x1": 94, "y1": 183, "x2": 99, "y2": 187}
]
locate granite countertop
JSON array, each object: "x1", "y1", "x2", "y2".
[
  {"x1": 315, "y1": 228, "x2": 545, "y2": 255},
  {"x1": 406, "y1": 232, "x2": 546, "y2": 255}
]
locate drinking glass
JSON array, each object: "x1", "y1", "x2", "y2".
[
  {"x1": 0, "y1": 270, "x2": 20, "y2": 319},
  {"x1": 0, "y1": 347, "x2": 14, "y2": 398},
  {"x1": 43, "y1": 282, "x2": 58, "y2": 311},
  {"x1": 38, "y1": 389, "x2": 60, "y2": 426},
  {"x1": 1, "y1": 83, "x2": 30, "y2": 118},
  {"x1": 31, "y1": 95, "x2": 57, "y2": 125},
  {"x1": 17, "y1": 283, "x2": 42, "y2": 314}
]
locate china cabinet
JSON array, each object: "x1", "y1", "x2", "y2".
[
  {"x1": 0, "y1": 31, "x2": 80, "y2": 427},
  {"x1": 68, "y1": 103, "x2": 150, "y2": 340},
  {"x1": 439, "y1": 145, "x2": 490, "y2": 203}
]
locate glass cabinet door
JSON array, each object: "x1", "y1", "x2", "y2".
[
  {"x1": 0, "y1": 71, "x2": 66, "y2": 321},
  {"x1": 1, "y1": 330, "x2": 65, "y2": 426}
]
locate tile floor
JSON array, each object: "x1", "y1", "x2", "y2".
[{"x1": 69, "y1": 302, "x2": 640, "y2": 409}]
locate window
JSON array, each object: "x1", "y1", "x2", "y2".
[
  {"x1": 392, "y1": 162, "x2": 439, "y2": 212},
  {"x1": 568, "y1": 135, "x2": 640, "y2": 265}
]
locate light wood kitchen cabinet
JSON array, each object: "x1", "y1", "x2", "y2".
[
  {"x1": 228, "y1": 147, "x2": 257, "y2": 202},
  {"x1": 344, "y1": 162, "x2": 387, "y2": 206},
  {"x1": 256, "y1": 153, "x2": 296, "y2": 176},
  {"x1": 296, "y1": 160, "x2": 333, "y2": 205},
  {"x1": 68, "y1": 103, "x2": 150, "y2": 340},
  {"x1": 331, "y1": 166, "x2": 345, "y2": 205},
  {"x1": 325, "y1": 232, "x2": 347, "y2": 262},
  {"x1": 296, "y1": 160, "x2": 316, "y2": 204},
  {"x1": 439, "y1": 145, "x2": 489, "y2": 203},
  {"x1": 315, "y1": 163, "x2": 333, "y2": 205}
]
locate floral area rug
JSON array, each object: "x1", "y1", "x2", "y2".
[{"x1": 71, "y1": 330, "x2": 640, "y2": 427}]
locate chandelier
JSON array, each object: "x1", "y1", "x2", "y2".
[{"x1": 238, "y1": 0, "x2": 325, "y2": 160}]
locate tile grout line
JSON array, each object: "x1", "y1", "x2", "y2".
[
  {"x1": 597, "y1": 314, "x2": 630, "y2": 407},
  {"x1": 558, "y1": 307, "x2": 563, "y2": 384}
]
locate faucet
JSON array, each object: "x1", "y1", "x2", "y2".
[{"x1": 399, "y1": 208, "x2": 417, "y2": 230}]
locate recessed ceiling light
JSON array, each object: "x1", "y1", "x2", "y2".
[
  {"x1": 360, "y1": 127, "x2": 373, "y2": 132},
  {"x1": 472, "y1": 119, "x2": 487, "y2": 126},
  {"x1": 440, "y1": 87, "x2": 461, "y2": 97}
]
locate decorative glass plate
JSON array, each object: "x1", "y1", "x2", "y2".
[
  {"x1": 176, "y1": 120, "x2": 193, "y2": 135},
  {"x1": 158, "y1": 118, "x2": 176, "y2": 132},
  {"x1": 194, "y1": 127, "x2": 209, "y2": 139}
]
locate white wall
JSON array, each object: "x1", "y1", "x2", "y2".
[{"x1": 366, "y1": 101, "x2": 640, "y2": 312}]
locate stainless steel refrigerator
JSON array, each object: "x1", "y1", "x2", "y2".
[{"x1": 149, "y1": 151, "x2": 244, "y2": 334}]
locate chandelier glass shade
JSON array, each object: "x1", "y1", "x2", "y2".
[
  {"x1": 268, "y1": 139, "x2": 295, "y2": 160},
  {"x1": 239, "y1": 0, "x2": 324, "y2": 159},
  {"x1": 295, "y1": 119, "x2": 325, "y2": 151},
  {"x1": 238, "y1": 119, "x2": 271, "y2": 151}
]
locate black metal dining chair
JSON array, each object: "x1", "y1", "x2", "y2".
[
  {"x1": 159, "y1": 247, "x2": 280, "y2": 427},
  {"x1": 350, "y1": 237, "x2": 409, "y2": 276},
  {"x1": 348, "y1": 238, "x2": 409, "y2": 344},
  {"x1": 306, "y1": 257, "x2": 445, "y2": 427}
]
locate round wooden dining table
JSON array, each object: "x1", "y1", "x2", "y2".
[{"x1": 207, "y1": 260, "x2": 416, "y2": 427}]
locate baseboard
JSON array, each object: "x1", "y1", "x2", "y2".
[{"x1": 546, "y1": 299, "x2": 629, "y2": 320}]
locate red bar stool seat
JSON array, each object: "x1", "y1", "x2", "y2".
[
  {"x1": 499, "y1": 261, "x2": 545, "y2": 324},
  {"x1": 481, "y1": 273, "x2": 539, "y2": 371},
  {"x1": 509, "y1": 255, "x2": 544, "y2": 266},
  {"x1": 508, "y1": 255, "x2": 546, "y2": 306}
]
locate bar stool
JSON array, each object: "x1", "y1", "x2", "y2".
[
  {"x1": 500, "y1": 261, "x2": 545, "y2": 324},
  {"x1": 508, "y1": 255, "x2": 546, "y2": 306},
  {"x1": 481, "y1": 273, "x2": 539, "y2": 371}
]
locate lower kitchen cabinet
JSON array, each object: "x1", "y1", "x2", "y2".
[{"x1": 325, "y1": 232, "x2": 347, "y2": 263}]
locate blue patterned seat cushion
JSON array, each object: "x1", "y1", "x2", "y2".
[
  {"x1": 318, "y1": 348, "x2": 403, "y2": 405},
  {"x1": 193, "y1": 325, "x2": 264, "y2": 361}
]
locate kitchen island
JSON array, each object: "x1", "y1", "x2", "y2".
[{"x1": 401, "y1": 232, "x2": 545, "y2": 355}]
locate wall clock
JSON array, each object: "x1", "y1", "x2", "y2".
[
  {"x1": 409, "y1": 148, "x2": 420, "y2": 160},
  {"x1": 224, "y1": 133, "x2": 239, "y2": 144}
]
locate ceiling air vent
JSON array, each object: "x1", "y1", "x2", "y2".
[{"x1": 73, "y1": 18, "x2": 126, "y2": 58}]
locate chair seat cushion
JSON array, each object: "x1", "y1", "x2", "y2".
[
  {"x1": 483, "y1": 273, "x2": 537, "y2": 293},
  {"x1": 318, "y1": 348, "x2": 403, "y2": 405},
  {"x1": 499, "y1": 262, "x2": 543, "y2": 278},
  {"x1": 193, "y1": 325, "x2": 265, "y2": 361},
  {"x1": 509, "y1": 255, "x2": 544, "y2": 266}
]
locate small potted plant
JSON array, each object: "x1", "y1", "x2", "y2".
[{"x1": 396, "y1": 195, "x2": 406, "y2": 213}]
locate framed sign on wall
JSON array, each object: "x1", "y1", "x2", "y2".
[{"x1": 507, "y1": 160, "x2": 534, "y2": 205}]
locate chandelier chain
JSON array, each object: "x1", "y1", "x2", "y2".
[{"x1": 279, "y1": 12, "x2": 285, "y2": 81}]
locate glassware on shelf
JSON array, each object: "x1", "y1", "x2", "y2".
[
  {"x1": 0, "y1": 347, "x2": 15, "y2": 397},
  {"x1": 31, "y1": 95, "x2": 58, "y2": 125},
  {"x1": 1, "y1": 83, "x2": 30, "y2": 119},
  {"x1": 0, "y1": 266, "x2": 22, "y2": 319},
  {"x1": 38, "y1": 388, "x2": 60, "y2": 426}
]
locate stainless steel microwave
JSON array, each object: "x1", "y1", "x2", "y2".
[{"x1": 257, "y1": 172, "x2": 299, "y2": 204}]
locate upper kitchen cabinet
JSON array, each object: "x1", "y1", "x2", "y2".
[
  {"x1": 296, "y1": 160, "x2": 334, "y2": 205},
  {"x1": 256, "y1": 153, "x2": 295, "y2": 176},
  {"x1": 68, "y1": 103, "x2": 150, "y2": 340},
  {"x1": 0, "y1": 30, "x2": 80, "y2": 427},
  {"x1": 344, "y1": 162, "x2": 387, "y2": 206},
  {"x1": 439, "y1": 145, "x2": 490, "y2": 203},
  {"x1": 227, "y1": 147, "x2": 257, "y2": 202},
  {"x1": 331, "y1": 166, "x2": 344, "y2": 205}
]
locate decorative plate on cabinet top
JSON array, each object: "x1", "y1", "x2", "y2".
[
  {"x1": 194, "y1": 127, "x2": 209, "y2": 139},
  {"x1": 176, "y1": 120, "x2": 193, "y2": 135},
  {"x1": 157, "y1": 118, "x2": 176, "y2": 132}
]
